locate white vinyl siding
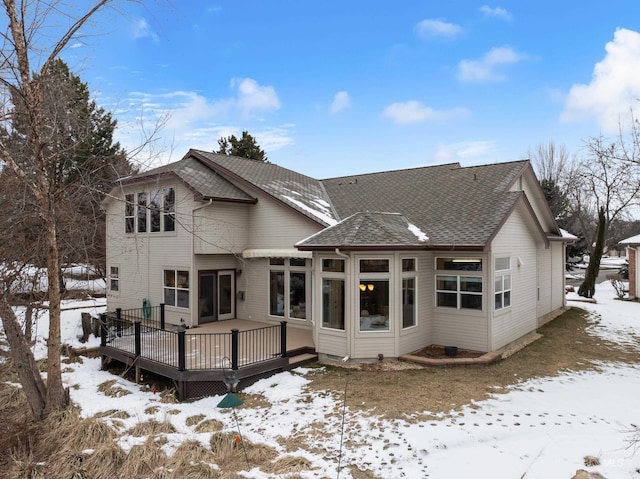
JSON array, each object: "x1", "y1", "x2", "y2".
[
  {"x1": 193, "y1": 203, "x2": 250, "y2": 254},
  {"x1": 490, "y1": 204, "x2": 539, "y2": 350}
]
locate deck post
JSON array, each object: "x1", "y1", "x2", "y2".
[
  {"x1": 231, "y1": 329, "x2": 239, "y2": 370},
  {"x1": 116, "y1": 308, "x2": 122, "y2": 336},
  {"x1": 100, "y1": 313, "x2": 107, "y2": 347},
  {"x1": 280, "y1": 321, "x2": 288, "y2": 358},
  {"x1": 134, "y1": 321, "x2": 141, "y2": 357},
  {"x1": 177, "y1": 330, "x2": 186, "y2": 371},
  {"x1": 160, "y1": 303, "x2": 166, "y2": 330}
]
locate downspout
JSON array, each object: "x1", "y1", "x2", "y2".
[
  {"x1": 190, "y1": 199, "x2": 213, "y2": 328},
  {"x1": 334, "y1": 248, "x2": 352, "y2": 362}
]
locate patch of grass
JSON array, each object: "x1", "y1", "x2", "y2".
[
  {"x1": 186, "y1": 414, "x2": 206, "y2": 426},
  {"x1": 94, "y1": 409, "x2": 131, "y2": 420},
  {"x1": 97, "y1": 379, "x2": 131, "y2": 398},
  {"x1": 121, "y1": 436, "x2": 168, "y2": 477},
  {"x1": 128, "y1": 419, "x2": 176, "y2": 437},
  {"x1": 268, "y1": 455, "x2": 312, "y2": 474},
  {"x1": 307, "y1": 307, "x2": 640, "y2": 418},
  {"x1": 194, "y1": 418, "x2": 224, "y2": 433}
]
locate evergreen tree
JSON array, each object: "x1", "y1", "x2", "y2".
[{"x1": 216, "y1": 130, "x2": 268, "y2": 162}]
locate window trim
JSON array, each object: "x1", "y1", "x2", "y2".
[
  {"x1": 109, "y1": 266, "x2": 119, "y2": 293},
  {"x1": 163, "y1": 269, "x2": 190, "y2": 309},
  {"x1": 494, "y1": 256, "x2": 512, "y2": 311},
  {"x1": 358, "y1": 257, "x2": 391, "y2": 333},
  {"x1": 125, "y1": 187, "x2": 176, "y2": 235},
  {"x1": 320, "y1": 256, "x2": 346, "y2": 331},
  {"x1": 401, "y1": 256, "x2": 417, "y2": 329},
  {"x1": 268, "y1": 258, "x2": 310, "y2": 320},
  {"x1": 435, "y1": 257, "x2": 484, "y2": 311}
]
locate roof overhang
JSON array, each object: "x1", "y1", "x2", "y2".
[{"x1": 242, "y1": 248, "x2": 313, "y2": 259}]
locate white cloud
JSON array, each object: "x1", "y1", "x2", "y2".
[
  {"x1": 231, "y1": 78, "x2": 281, "y2": 116},
  {"x1": 329, "y1": 91, "x2": 351, "y2": 114},
  {"x1": 457, "y1": 46, "x2": 524, "y2": 82},
  {"x1": 110, "y1": 79, "x2": 285, "y2": 167},
  {"x1": 132, "y1": 18, "x2": 159, "y2": 42},
  {"x1": 561, "y1": 28, "x2": 640, "y2": 133},
  {"x1": 415, "y1": 19, "x2": 463, "y2": 39},
  {"x1": 383, "y1": 101, "x2": 469, "y2": 124},
  {"x1": 434, "y1": 140, "x2": 497, "y2": 164},
  {"x1": 479, "y1": 5, "x2": 513, "y2": 22}
]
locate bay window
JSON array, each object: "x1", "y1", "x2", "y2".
[
  {"x1": 321, "y1": 259, "x2": 345, "y2": 330},
  {"x1": 269, "y1": 258, "x2": 309, "y2": 319}
]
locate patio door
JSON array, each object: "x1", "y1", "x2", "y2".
[{"x1": 199, "y1": 270, "x2": 235, "y2": 323}]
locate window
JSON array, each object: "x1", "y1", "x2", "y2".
[
  {"x1": 402, "y1": 258, "x2": 416, "y2": 328},
  {"x1": 109, "y1": 266, "x2": 119, "y2": 292},
  {"x1": 164, "y1": 270, "x2": 189, "y2": 308},
  {"x1": 495, "y1": 257, "x2": 511, "y2": 310},
  {"x1": 163, "y1": 187, "x2": 175, "y2": 232},
  {"x1": 322, "y1": 259, "x2": 344, "y2": 272},
  {"x1": 359, "y1": 259, "x2": 390, "y2": 332},
  {"x1": 150, "y1": 189, "x2": 162, "y2": 232},
  {"x1": 125, "y1": 188, "x2": 175, "y2": 234},
  {"x1": 137, "y1": 192, "x2": 147, "y2": 233},
  {"x1": 125, "y1": 194, "x2": 135, "y2": 233},
  {"x1": 436, "y1": 258, "x2": 483, "y2": 310},
  {"x1": 322, "y1": 278, "x2": 344, "y2": 330},
  {"x1": 269, "y1": 258, "x2": 309, "y2": 319}
]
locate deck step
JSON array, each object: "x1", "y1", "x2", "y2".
[{"x1": 288, "y1": 352, "x2": 318, "y2": 367}]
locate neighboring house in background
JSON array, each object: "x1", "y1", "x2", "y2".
[
  {"x1": 103, "y1": 149, "x2": 573, "y2": 361},
  {"x1": 620, "y1": 234, "x2": 640, "y2": 299}
]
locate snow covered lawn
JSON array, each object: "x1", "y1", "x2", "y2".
[{"x1": 4, "y1": 282, "x2": 640, "y2": 478}]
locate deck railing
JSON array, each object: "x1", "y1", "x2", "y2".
[{"x1": 100, "y1": 313, "x2": 287, "y2": 372}]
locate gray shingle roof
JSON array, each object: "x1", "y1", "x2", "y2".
[
  {"x1": 313, "y1": 160, "x2": 529, "y2": 248},
  {"x1": 192, "y1": 150, "x2": 337, "y2": 226},
  {"x1": 297, "y1": 212, "x2": 429, "y2": 249},
  {"x1": 121, "y1": 156, "x2": 255, "y2": 202}
]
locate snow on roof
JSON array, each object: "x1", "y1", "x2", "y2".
[
  {"x1": 620, "y1": 233, "x2": 640, "y2": 245},
  {"x1": 408, "y1": 223, "x2": 429, "y2": 242},
  {"x1": 560, "y1": 228, "x2": 578, "y2": 241},
  {"x1": 282, "y1": 194, "x2": 338, "y2": 226}
]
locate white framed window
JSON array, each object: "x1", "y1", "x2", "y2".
[
  {"x1": 359, "y1": 259, "x2": 390, "y2": 332},
  {"x1": 435, "y1": 257, "x2": 483, "y2": 310},
  {"x1": 269, "y1": 258, "x2": 310, "y2": 320},
  {"x1": 402, "y1": 258, "x2": 417, "y2": 329},
  {"x1": 164, "y1": 269, "x2": 189, "y2": 308},
  {"x1": 126, "y1": 188, "x2": 175, "y2": 234},
  {"x1": 495, "y1": 256, "x2": 511, "y2": 310},
  {"x1": 321, "y1": 258, "x2": 345, "y2": 330},
  {"x1": 109, "y1": 266, "x2": 119, "y2": 292}
]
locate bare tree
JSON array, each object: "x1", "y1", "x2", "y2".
[
  {"x1": 574, "y1": 135, "x2": 640, "y2": 297},
  {"x1": 528, "y1": 141, "x2": 573, "y2": 188},
  {"x1": 0, "y1": 0, "x2": 129, "y2": 419}
]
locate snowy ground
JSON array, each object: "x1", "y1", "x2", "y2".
[{"x1": 4, "y1": 281, "x2": 640, "y2": 478}]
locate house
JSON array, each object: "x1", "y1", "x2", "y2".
[
  {"x1": 103, "y1": 149, "x2": 572, "y2": 363},
  {"x1": 620, "y1": 234, "x2": 640, "y2": 299}
]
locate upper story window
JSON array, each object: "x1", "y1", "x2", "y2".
[{"x1": 125, "y1": 188, "x2": 175, "y2": 234}]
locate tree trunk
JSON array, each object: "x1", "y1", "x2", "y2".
[
  {"x1": 578, "y1": 206, "x2": 607, "y2": 298},
  {"x1": 42, "y1": 211, "x2": 68, "y2": 413},
  {"x1": 0, "y1": 294, "x2": 47, "y2": 419}
]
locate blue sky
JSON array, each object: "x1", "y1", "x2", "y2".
[{"x1": 62, "y1": 1, "x2": 640, "y2": 178}]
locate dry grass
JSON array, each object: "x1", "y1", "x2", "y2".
[
  {"x1": 120, "y1": 436, "x2": 168, "y2": 478},
  {"x1": 186, "y1": 414, "x2": 206, "y2": 426},
  {"x1": 268, "y1": 455, "x2": 312, "y2": 474},
  {"x1": 97, "y1": 379, "x2": 131, "y2": 398},
  {"x1": 194, "y1": 418, "x2": 224, "y2": 433},
  {"x1": 128, "y1": 419, "x2": 176, "y2": 436},
  {"x1": 307, "y1": 307, "x2": 640, "y2": 418}
]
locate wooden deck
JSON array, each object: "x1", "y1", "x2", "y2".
[{"x1": 99, "y1": 318, "x2": 316, "y2": 400}]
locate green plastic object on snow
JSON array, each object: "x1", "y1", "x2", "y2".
[
  {"x1": 142, "y1": 298, "x2": 151, "y2": 320},
  {"x1": 217, "y1": 392, "x2": 244, "y2": 408}
]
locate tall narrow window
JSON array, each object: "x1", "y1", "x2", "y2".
[
  {"x1": 109, "y1": 266, "x2": 119, "y2": 292},
  {"x1": 495, "y1": 256, "x2": 511, "y2": 310},
  {"x1": 359, "y1": 259, "x2": 390, "y2": 332},
  {"x1": 149, "y1": 190, "x2": 162, "y2": 232},
  {"x1": 163, "y1": 187, "x2": 175, "y2": 232},
  {"x1": 269, "y1": 270, "x2": 285, "y2": 316},
  {"x1": 322, "y1": 278, "x2": 344, "y2": 330},
  {"x1": 137, "y1": 192, "x2": 147, "y2": 233},
  {"x1": 125, "y1": 194, "x2": 135, "y2": 233},
  {"x1": 402, "y1": 258, "x2": 417, "y2": 328}
]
